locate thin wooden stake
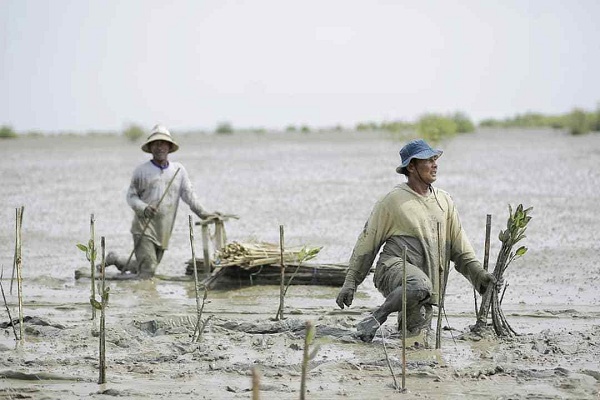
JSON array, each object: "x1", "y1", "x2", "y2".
[
  {"x1": 374, "y1": 317, "x2": 399, "y2": 391},
  {"x1": 90, "y1": 214, "x2": 97, "y2": 320},
  {"x1": 0, "y1": 267, "x2": 19, "y2": 341},
  {"x1": 483, "y1": 214, "x2": 492, "y2": 271},
  {"x1": 475, "y1": 214, "x2": 492, "y2": 315},
  {"x1": 189, "y1": 216, "x2": 201, "y2": 332},
  {"x1": 435, "y1": 222, "x2": 443, "y2": 349},
  {"x1": 275, "y1": 225, "x2": 285, "y2": 321},
  {"x1": 401, "y1": 245, "x2": 407, "y2": 391},
  {"x1": 10, "y1": 206, "x2": 24, "y2": 294},
  {"x1": 15, "y1": 207, "x2": 24, "y2": 344},
  {"x1": 191, "y1": 291, "x2": 211, "y2": 342},
  {"x1": 300, "y1": 321, "x2": 315, "y2": 400},
  {"x1": 251, "y1": 366, "x2": 260, "y2": 400},
  {"x1": 98, "y1": 237, "x2": 107, "y2": 384},
  {"x1": 201, "y1": 223, "x2": 211, "y2": 279}
]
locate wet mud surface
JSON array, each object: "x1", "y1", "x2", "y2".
[{"x1": 0, "y1": 128, "x2": 599, "y2": 399}]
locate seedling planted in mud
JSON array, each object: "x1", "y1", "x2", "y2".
[
  {"x1": 301, "y1": 321, "x2": 320, "y2": 400},
  {"x1": 275, "y1": 226, "x2": 322, "y2": 321},
  {"x1": 10, "y1": 205, "x2": 24, "y2": 295},
  {"x1": 251, "y1": 366, "x2": 260, "y2": 400},
  {"x1": 188, "y1": 216, "x2": 213, "y2": 342},
  {"x1": 275, "y1": 225, "x2": 285, "y2": 321},
  {"x1": 76, "y1": 214, "x2": 99, "y2": 320},
  {"x1": 76, "y1": 215, "x2": 112, "y2": 384},
  {"x1": 475, "y1": 204, "x2": 532, "y2": 336},
  {"x1": 94, "y1": 237, "x2": 110, "y2": 384},
  {"x1": 13, "y1": 206, "x2": 25, "y2": 343}
]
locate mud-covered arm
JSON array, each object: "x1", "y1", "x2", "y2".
[
  {"x1": 344, "y1": 201, "x2": 393, "y2": 289},
  {"x1": 448, "y1": 203, "x2": 491, "y2": 294}
]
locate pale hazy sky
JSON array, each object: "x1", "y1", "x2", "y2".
[{"x1": 2, "y1": 0, "x2": 599, "y2": 132}]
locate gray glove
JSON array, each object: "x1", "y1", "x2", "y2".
[
  {"x1": 478, "y1": 271, "x2": 503, "y2": 294},
  {"x1": 336, "y1": 286, "x2": 355, "y2": 309},
  {"x1": 336, "y1": 268, "x2": 358, "y2": 309}
]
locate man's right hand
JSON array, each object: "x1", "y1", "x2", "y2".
[
  {"x1": 144, "y1": 205, "x2": 157, "y2": 219},
  {"x1": 336, "y1": 286, "x2": 355, "y2": 309}
]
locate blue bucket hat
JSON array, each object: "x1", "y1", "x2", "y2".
[{"x1": 395, "y1": 139, "x2": 443, "y2": 174}]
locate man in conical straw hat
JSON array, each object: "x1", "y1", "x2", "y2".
[
  {"x1": 336, "y1": 139, "x2": 499, "y2": 343},
  {"x1": 106, "y1": 124, "x2": 221, "y2": 278}
]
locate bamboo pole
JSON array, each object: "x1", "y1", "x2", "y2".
[
  {"x1": 124, "y1": 167, "x2": 181, "y2": 271},
  {"x1": 474, "y1": 214, "x2": 492, "y2": 315},
  {"x1": 483, "y1": 214, "x2": 492, "y2": 271},
  {"x1": 435, "y1": 222, "x2": 443, "y2": 349},
  {"x1": 191, "y1": 290, "x2": 211, "y2": 342},
  {"x1": 188, "y1": 215, "x2": 204, "y2": 342},
  {"x1": 300, "y1": 320, "x2": 314, "y2": 400},
  {"x1": 0, "y1": 267, "x2": 19, "y2": 341},
  {"x1": 401, "y1": 245, "x2": 407, "y2": 391},
  {"x1": 251, "y1": 366, "x2": 260, "y2": 400},
  {"x1": 201, "y1": 224, "x2": 211, "y2": 279},
  {"x1": 214, "y1": 220, "x2": 225, "y2": 251},
  {"x1": 275, "y1": 225, "x2": 285, "y2": 321},
  {"x1": 15, "y1": 207, "x2": 24, "y2": 344},
  {"x1": 98, "y1": 237, "x2": 106, "y2": 384},
  {"x1": 90, "y1": 214, "x2": 97, "y2": 320},
  {"x1": 380, "y1": 323, "x2": 399, "y2": 391},
  {"x1": 10, "y1": 206, "x2": 24, "y2": 294}
]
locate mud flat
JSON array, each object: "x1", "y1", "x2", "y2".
[{"x1": 0, "y1": 128, "x2": 599, "y2": 399}]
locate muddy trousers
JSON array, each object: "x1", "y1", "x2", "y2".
[
  {"x1": 357, "y1": 257, "x2": 434, "y2": 341},
  {"x1": 109, "y1": 235, "x2": 164, "y2": 277}
]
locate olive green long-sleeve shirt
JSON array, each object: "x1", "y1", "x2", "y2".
[{"x1": 346, "y1": 183, "x2": 488, "y2": 304}]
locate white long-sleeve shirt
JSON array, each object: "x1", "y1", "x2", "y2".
[{"x1": 126, "y1": 161, "x2": 207, "y2": 249}]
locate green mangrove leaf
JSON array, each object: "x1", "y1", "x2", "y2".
[
  {"x1": 90, "y1": 298, "x2": 103, "y2": 310},
  {"x1": 515, "y1": 246, "x2": 528, "y2": 256}
]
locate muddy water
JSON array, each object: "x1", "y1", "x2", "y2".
[{"x1": 0, "y1": 128, "x2": 599, "y2": 399}]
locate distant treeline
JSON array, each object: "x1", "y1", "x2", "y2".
[
  {"x1": 355, "y1": 106, "x2": 600, "y2": 142},
  {"x1": 2, "y1": 105, "x2": 599, "y2": 141},
  {"x1": 479, "y1": 108, "x2": 600, "y2": 135},
  {"x1": 356, "y1": 112, "x2": 476, "y2": 144}
]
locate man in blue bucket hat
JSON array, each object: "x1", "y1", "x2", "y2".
[{"x1": 336, "y1": 138, "x2": 497, "y2": 343}]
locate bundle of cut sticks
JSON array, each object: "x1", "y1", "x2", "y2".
[{"x1": 216, "y1": 241, "x2": 319, "y2": 268}]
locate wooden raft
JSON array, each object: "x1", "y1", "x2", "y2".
[
  {"x1": 185, "y1": 241, "x2": 347, "y2": 290},
  {"x1": 185, "y1": 259, "x2": 349, "y2": 290}
]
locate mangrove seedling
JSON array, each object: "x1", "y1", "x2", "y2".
[
  {"x1": 92, "y1": 237, "x2": 111, "y2": 384},
  {"x1": 274, "y1": 243, "x2": 321, "y2": 321},
  {"x1": 300, "y1": 321, "x2": 320, "y2": 400},
  {"x1": 76, "y1": 214, "x2": 99, "y2": 320},
  {"x1": 475, "y1": 204, "x2": 532, "y2": 336}
]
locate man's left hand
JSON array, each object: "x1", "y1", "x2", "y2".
[{"x1": 479, "y1": 272, "x2": 504, "y2": 294}]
